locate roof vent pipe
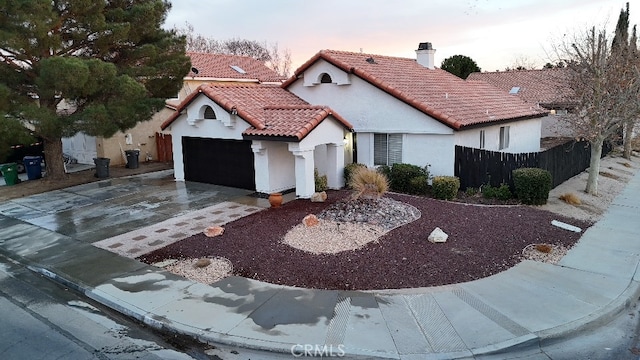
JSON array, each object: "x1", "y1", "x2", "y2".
[{"x1": 416, "y1": 42, "x2": 436, "y2": 69}]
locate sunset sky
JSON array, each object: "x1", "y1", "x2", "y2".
[{"x1": 165, "y1": 0, "x2": 639, "y2": 72}]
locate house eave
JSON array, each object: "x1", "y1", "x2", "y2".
[
  {"x1": 457, "y1": 114, "x2": 547, "y2": 130},
  {"x1": 242, "y1": 134, "x2": 301, "y2": 142}
]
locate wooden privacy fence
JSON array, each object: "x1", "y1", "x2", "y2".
[
  {"x1": 454, "y1": 140, "x2": 612, "y2": 190},
  {"x1": 155, "y1": 132, "x2": 173, "y2": 162}
]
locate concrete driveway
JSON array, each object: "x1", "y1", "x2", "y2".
[{"x1": 0, "y1": 170, "x2": 267, "y2": 245}]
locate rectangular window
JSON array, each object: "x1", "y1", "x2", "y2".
[
  {"x1": 479, "y1": 130, "x2": 485, "y2": 149},
  {"x1": 374, "y1": 133, "x2": 402, "y2": 166},
  {"x1": 499, "y1": 126, "x2": 510, "y2": 150}
]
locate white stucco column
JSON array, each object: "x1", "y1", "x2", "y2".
[
  {"x1": 326, "y1": 143, "x2": 345, "y2": 189},
  {"x1": 291, "y1": 149, "x2": 315, "y2": 198},
  {"x1": 251, "y1": 141, "x2": 270, "y2": 194},
  {"x1": 173, "y1": 136, "x2": 185, "y2": 181}
]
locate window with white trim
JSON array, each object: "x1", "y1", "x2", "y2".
[
  {"x1": 499, "y1": 126, "x2": 510, "y2": 150},
  {"x1": 479, "y1": 130, "x2": 486, "y2": 149},
  {"x1": 374, "y1": 133, "x2": 402, "y2": 166}
]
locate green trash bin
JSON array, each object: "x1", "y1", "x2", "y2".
[{"x1": 0, "y1": 163, "x2": 20, "y2": 186}]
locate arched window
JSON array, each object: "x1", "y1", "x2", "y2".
[
  {"x1": 203, "y1": 106, "x2": 216, "y2": 119},
  {"x1": 320, "y1": 73, "x2": 332, "y2": 84}
]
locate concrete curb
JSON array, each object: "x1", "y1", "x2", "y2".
[{"x1": 536, "y1": 279, "x2": 640, "y2": 341}]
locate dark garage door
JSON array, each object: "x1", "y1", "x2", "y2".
[{"x1": 182, "y1": 137, "x2": 255, "y2": 190}]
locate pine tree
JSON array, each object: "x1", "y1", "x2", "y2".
[{"x1": 0, "y1": 0, "x2": 190, "y2": 179}]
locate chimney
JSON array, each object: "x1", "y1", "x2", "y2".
[{"x1": 416, "y1": 42, "x2": 436, "y2": 69}]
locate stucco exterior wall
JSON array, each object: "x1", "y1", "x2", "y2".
[
  {"x1": 288, "y1": 62, "x2": 453, "y2": 135},
  {"x1": 356, "y1": 132, "x2": 455, "y2": 176},
  {"x1": 404, "y1": 133, "x2": 455, "y2": 176},
  {"x1": 253, "y1": 141, "x2": 296, "y2": 194},
  {"x1": 455, "y1": 118, "x2": 542, "y2": 154},
  {"x1": 97, "y1": 107, "x2": 175, "y2": 166}
]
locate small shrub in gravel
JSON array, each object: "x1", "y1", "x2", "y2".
[
  {"x1": 513, "y1": 168, "x2": 552, "y2": 205},
  {"x1": 482, "y1": 183, "x2": 512, "y2": 201},
  {"x1": 432, "y1": 176, "x2": 460, "y2": 200},
  {"x1": 465, "y1": 187, "x2": 479, "y2": 196}
]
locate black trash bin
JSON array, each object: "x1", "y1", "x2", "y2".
[
  {"x1": 94, "y1": 157, "x2": 110, "y2": 178},
  {"x1": 23, "y1": 156, "x2": 43, "y2": 180},
  {"x1": 125, "y1": 150, "x2": 140, "y2": 169}
]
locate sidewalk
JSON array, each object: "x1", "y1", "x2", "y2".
[{"x1": 1, "y1": 169, "x2": 639, "y2": 359}]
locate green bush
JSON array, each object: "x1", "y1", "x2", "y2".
[
  {"x1": 388, "y1": 163, "x2": 427, "y2": 193},
  {"x1": 465, "y1": 187, "x2": 479, "y2": 196},
  {"x1": 432, "y1": 176, "x2": 460, "y2": 200},
  {"x1": 343, "y1": 163, "x2": 366, "y2": 188},
  {"x1": 377, "y1": 164, "x2": 391, "y2": 179},
  {"x1": 481, "y1": 183, "x2": 512, "y2": 200},
  {"x1": 314, "y1": 168, "x2": 328, "y2": 192},
  {"x1": 512, "y1": 167, "x2": 552, "y2": 205},
  {"x1": 408, "y1": 175, "x2": 430, "y2": 195}
]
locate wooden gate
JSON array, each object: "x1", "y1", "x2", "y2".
[{"x1": 155, "y1": 132, "x2": 173, "y2": 162}]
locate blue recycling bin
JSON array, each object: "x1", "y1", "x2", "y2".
[{"x1": 23, "y1": 156, "x2": 43, "y2": 180}]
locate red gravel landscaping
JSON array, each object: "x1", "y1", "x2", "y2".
[{"x1": 138, "y1": 190, "x2": 591, "y2": 291}]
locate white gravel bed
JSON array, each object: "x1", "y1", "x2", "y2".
[
  {"x1": 521, "y1": 243, "x2": 569, "y2": 264},
  {"x1": 283, "y1": 219, "x2": 385, "y2": 254},
  {"x1": 164, "y1": 257, "x2": 233, "y2": 284}
]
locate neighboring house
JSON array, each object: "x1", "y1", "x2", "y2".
[
  {"x1": 282, "y1": 43, "x2": 547, "y2": 177},
  {"x1": 62, "y1": 52, "x2": 285, "y2": 166},
  {"x1": 161, "y1": 83, "x2": 352, "y2": 198},
  {"x1": 467, "y1": 68, "x2": 576, "y2": 138}
]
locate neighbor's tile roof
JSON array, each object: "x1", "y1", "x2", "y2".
[
  {"x1": 187, "y1": 52, "x2": 286, "y2": 83},
  {"x1": 161, "y1": 83, "x2": 352, "y2": 141},
  {"x1": 467, "y1": 68, "x2": 575, "y2": 108},
  {"x1": 283, "y1": 50, "x2": 547, "y2": 129}
]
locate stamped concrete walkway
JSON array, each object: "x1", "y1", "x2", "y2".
[{"x1": 0, "y1": 169, "x2": 639, "y2": 359}]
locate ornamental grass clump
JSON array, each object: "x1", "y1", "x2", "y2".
[
  {"x1": 349, "y1": 166, "x2": 389, "y2": 200},
  {"x1": 559, "y1": 192, "x2": 582, "y2": 205}
]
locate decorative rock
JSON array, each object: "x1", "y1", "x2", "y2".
[
  {"x1": 428, "y1": 227, "x2": 448, "y2": 243},
  {"x1": 204, "y1": 226, "x2": 224, "y2": 237},
  {"x1": 310, "y1": 191, "x2": 327, "y2": 202},
  {"x1": 194, "y1": 258, "x2": 211, "y2": 268},
  {"x1": 302, "y1": 214, "x2": 320, "y2": 227}
]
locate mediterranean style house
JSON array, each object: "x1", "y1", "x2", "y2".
[
  {"x1": 283, "y1": 43, "x2": 547, "y2": 176},
  {"x1": 163, "y1": 44, "x2": 547, "y2": 198}
]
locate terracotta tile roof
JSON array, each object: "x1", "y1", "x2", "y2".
[
  {"x1": 283, "y1": 50, "x2": 547, "y2": 129},
  {"x1": 187, "y1": 52, "x2": 286, "y2": 83},
  {"x1": 467, "y1": 68, "x2": 575, "y2": 108},
  {"x1": 161, "y1": 83, "x2": 352, "y2": 141}
]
